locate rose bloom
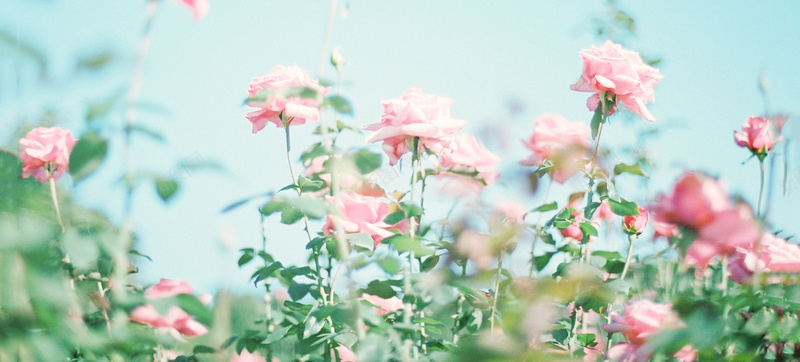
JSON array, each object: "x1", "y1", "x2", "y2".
[
  {"x1": 595, "y1": 200, "x2": 615, "y2": 221},
  {"x1": 322, "y1": 193, "x2": 407, "y2": 247},
  {"x1": 493, "y1": 200, "x2": 527, "y2": 225},
  {"x1": 363, "y1": 88, "x2": 466, "y2": 165},
  {"x1": 728, "y1": 233, "x2": 800, "y2": 284},
  {"x1": 432, "y1": 172, "x2": 486, "y2": 198},
  {"x1": 360, "y1": 293, "x2": 404, "y2": 316},
  {"x1": 520, "y1": 114, "x2": 590, "y2": 184},
  {"x1": 129, "y1": 279, "x2": 208, "y2": 337},
  {"x1": 622, "y1": 206, "x2": 649, "y2": 235},
  {"x1": 231, "y1": 349, "x2": 267, "y2": 362},
  {"x1": 439, "y1": 134, "x2": 501, "y2": 185},
  {"x1": 606, "y1": 343, "x2": 697, "y2": 362},
  {"x1": 571, "y1": 40, "x2": 663, "y2": 121},
  {"x1": 602, "y1": 300, "x2": 681, "y2": 346},
  {"x1": 336, "y1": 345, "x2": 357, "y2": 362},
  {"x1": 303, "y1": 155, "x2": 365, "y2": 195},
  {"x1": 651, "y1": 219, "x2": 680, "y2": 241},
  {"x1": 19, "y1": 126, "x2": 77, "y2": 183},
  {"x1": 650, "y1": 172, "x2": 730, "y2": 230},
  {"x1": 685, "y1": 203, "x2": 760, "y2": 269},
  {"x1": 172, "y1": 0, "x2": 208, "y2": 19},
  {"x1": 245, "y1": 65, "x2": 330, "y2": 133},
  {"x1": 734, "y1": 116, "x2": 783, "y2": 155}
]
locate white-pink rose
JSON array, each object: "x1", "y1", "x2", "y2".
[
  {"x1": 439, "y1": 134, "x2": 501, "y2": 185},
  {"x1": 363, "y1": 88, "x2": 466, "y2": 165},
  {"x1": 571, "y1": 41, "x2": 663, "y2": 121},
  {"x1": 245, "y1": 65, "x2": 330, "y2": 133},
  {"x1": 734, "y1": 116, "x2": 783, "y2": 155},
  {"x1": 19, "y1": 126, "x2": 77, "y2": 183},
  {"x1": 728, "y1": 233, "x2": 800, "y2": 284},
  {"x1": 520, "y1": 114, "x2": 590, "y2": 184},
  {"x1": 323, "y1": 193, "x2": 407, "y2": 247}
]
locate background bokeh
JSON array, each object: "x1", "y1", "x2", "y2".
[{"x1": 2, "y1": 0, "x2": 799, "y2": 294}]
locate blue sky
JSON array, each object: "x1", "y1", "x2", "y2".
[{"x1": 2, "y1": 0, "x2": 800, "y2": 294}]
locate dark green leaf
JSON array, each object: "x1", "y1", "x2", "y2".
[
  {"x1": 364, "y1": 280, "x2": 397, "y2": 298},
  {"x1": 533, "y1": 202, "x2": 558, "y2": 212},
  {"x1": 607, "y1": 198, "x2": 640, "y2": 216},
  {"x1": 176, "y1": 294, "x2": 213, "y2": 326},
  {"x1": 577, "y1": 333, "x2": 598, "y2": 347},
  {"x1": 154, "y1": 177, "x2": 179, "y2": 202},
  {"x1": 420, "y1": 254, "x2": 440, "y2": 272},
  {"x1": 238, "y1": 248, "x2": 255, "y2": 267},
  {"x1": 401, "y1": 202, "x2": 423, "y2": 218},
  {"x1": 252, "y1": 261, "x2": 284, "y2": 286},
  {"x1": 289, "y1": 283, "x2": 313, "y2": 301},
  {"x1": 579, "y1": 222, "x2": 599, "y2": 237},
  {"x1": 192, "y1": 345, "x2": 216, "y2": 354},
  {"x1": 383, "y1": 211, "x2": 406, "y2": 225},
  {"x1": 262, "y1": 325, "x2": 291, "y2": 345},
  {"x1": 69, "y1": 132, "x2": 109, "y2": 182}
]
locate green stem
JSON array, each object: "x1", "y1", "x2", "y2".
[
  {"x1": 259, "y1": 212, "x2": 274, "y2": 361},
  {"x1": 757, "y1": 158, "x2": 765, "y2": 219},
  {"x1": 529, "y1": 178, "x2": 553, "y2": 277},
  {"x1": 489, "y1": 252, "x2": 504, "y2": 335},
  {"x1": 48, "y1": 175, "x2": 65, "y2": 233},
  {"x1": 580, "y1": 111, "x2": 608, "y2": 260},
  {"x1": 620, "y1": 233, "x2": 637, "y2": 280}
]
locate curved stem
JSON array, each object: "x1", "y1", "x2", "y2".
[
  {"x1": 48, "y1": 176, "x2": 65, "y2": 233},
  {"x1": 620, "y1": 233, "x2": 637, "y2": 280}
]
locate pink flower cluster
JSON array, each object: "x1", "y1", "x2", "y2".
[
  {"x1": 363, "y1": 88, "x2": 466, "y2": 165},
  {"x1": 602, "y1": 300, "x2": 696, "y2": 362},
  {"x1": 520, "y1": 114, "x2": 590, "y2": 184},
  {"x1": 650, "y1": 172, "x2": 760, "y2": 268},
  {"x1": 734, "y1": 116, "x2": 784, "y2": 156},
  {"x1": 19, "y1": 126, "x2": 77, "y2": 183},
  {"x1": 323, "y1": 192, "x2": 408, "y2": 248},
  {"x1": 245, "y1": 65, "x2": 330, "y2": 133},
  {"x1": 129, "y1": 279, "x2": 209, "y2": 337},
  {"x1": 571, "y1": 41, "x2": 663, "y2": 121}
]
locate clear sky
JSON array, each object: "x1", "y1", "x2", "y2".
[{"x1": 2, "y1": 0, "x2": 800, "y2": 294}]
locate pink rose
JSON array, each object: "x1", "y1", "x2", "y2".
[
  {"x1": 673, "y1": 345, "x2": 699, "y2": 362},
  {"x1": 734, "y1": 116, "x2": 783, "y2": 155},
  {"x1": 602, "y1": 300, "x2": 680, "y2": 345},
  {"x1": 622, "y1": 206, "x2": 649, "y2": 235},
  {"x1": 360, "y1": 293, "x2": 404, "y2": 316},
  {"x1": 439, "y1": 134, "x2": 501, "y2": 185},
  {"x1": 571, "y1": 40, "x2": 663, "y2": 121},
  {"x1": 493, "y1": 200, "x2": 527, "y2": 224},
  {"x1": 231, "y1": 349, "x2": 267, "y2": 362},
  {"x1": 651, "y1": 219, "x2": 680, "y2": 241},
  {"x1": 172, "y1": 0, "x2": 208, "y2": 19},
  {"x1": 595, "y1": 200, "x2": 615, "y2": 221},
  {"x1": 363, "y1": 88, "x2": 466, "y2": 165},
  {"x1": 433, "y1": 172, "x2": 488, "y2": 197},
  {"x1": 245, "y1": 65, "x2": 330, "y2": 133},
  {"x1": 19, "y1": 126, "x2": 77, "y2": 183},
  {"x1": 323, "y1": 193, "x2": 408, "y2": 247},
  {"x1": 303, "y1": 155, "x2": 365, "y2": 195},
  {"x1": 728, "y1": 233, "x2": 800, "y2": 284},
  {"x1": 651, "y1": 172, "x2": 730, "y2": 230},
  {"x1": 606, "y1": 343, "x2": 697, "y2": 362},
  {"x1": 336, "y1": 345, "x2": 357, "y2": 362},
  {"x1": 146, "y1": 279, "x2": 194, "y2": 298},
  {"x1": 129, "y1": 279, "x2": 208, "y2": 337},
  {"x1": 520, "y1": 114, "x2": 590, "y2": 184},
  {"x1": 686, "y1": 203, "x2": 760, "y2": 269}
]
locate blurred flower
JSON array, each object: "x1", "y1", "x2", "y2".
[
  {"x1": 686, "y1": 203, "x2": 760, "y2": 269},
  {"x1": 728, "y1": 233, "x2": 800, "y2": 284},
  {"x1": 322, "y1": 193, "x2": 407, "y2": 247},
  {"x1": 571, "y1": 40, "x2": 663, "y2": 121},
  {"x1": 303, "y1": 155, "x2": 365, "y2": 195},
  {"x1": 602, "y1": 300, "x2": 680, "y2": 345},
  {"x1": 622, "y1": 206, "x2": 648, "y2": 235},
  {"x1": 172, "y1": 0, "x2": 209, "y2": 19},
  {"x1": 595, "y1": 200, "x2": 615, "y2": 221},
  {"x1": 492, "y1": 200, "x2": 527, "y2": 224},
  {"x1": 734, "y1": 116, "x2": 783, "y2": 156},
  {"x1": 245, "y1": 65, "x2": 330, "y2": 133},
  {"x1": 336, "y1": 345, "x2": 357, "y2": 362},
  {"x1": 231, "y1": 349, "x2": 267, "y2": 362},
  {"x1": 363, "y1": 88, "x2": 465, "y2": 165},
  {"x1": 651, "y1": 219, "x2": 680, "y2": 241},
  {"x1": 360, "y1": 293, "x2": 404, "y2": 316},
  {"x1": 651, "y1": 172, "x2": 730, "y2": 230},
  {"x1": 129, "y1": 279, "x2": 208, "y2": 337},
  {"x1": 439, "y1": 134, "x2": 501, "y2": 185},
  {"x1": 520, "y1": 113, "x2": 590, "y2": 184},
  {"x1": 455, "y1": 230, "x2": 493, "y2": 270},
  {"x1": 19, "y1": 126, "x2": 77, "y2": 182}
]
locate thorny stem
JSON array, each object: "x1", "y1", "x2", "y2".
[
  {"x1": 49, "y1": 175, "x2": 65, "y2": 233},
  {"x1": 620, "y1": 233, "x2": 637, "y2": 280}
]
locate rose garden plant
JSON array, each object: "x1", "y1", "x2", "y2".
[{"x1": 1, "y1": 2, "x2": 799, "y2": 362}]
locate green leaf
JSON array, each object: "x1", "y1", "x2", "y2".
[
  {"x1": 383, "y1": 234, "x2": 434, "y2": 256},
  {"x1": 306, "y1": 236, "x2": 326, "y2": 250},
  {"x1": 154, "y1": 177, "x2": 179, "y2": 202},
  {"x1": 420, "y1": 254, "x2": 440, "y2": 272},
  {"x1": 323, "y1": 95, "x2": 354, "y2": 116},
  {"x1": 252, "y1": 261, "x2": 284, "y2": 286},
  {"x1": 262, "y1": 325, "x2": 291, "y2": 345},
  {"x1": 401, "y1": 202, "x2": 423, "y2": 218},
  {"x1": 376, "y1": 257, "x2": 401, "y2": 275},
  {"x1": 383, "y1": 211, "x2": 406, "y2": 225},
  {"x1": 288, "y1": 283, "x2": 313, "y2": 301},
  {"x1": 533, "y1": 202, "x2": 557, "y2": 212},
  {"x1": 352, "y1": 149, "x2": 382, "y2": 174},
  {"x1": 348, "y1": 232, "x2": 375, "y2": 251},
  {"x1": 69, "y1": 132, "x2": 109, "y2": 182},
  {"x1": 176, "y1": 294, "x2": 213, "y2": 326},
  {"x1": 579, "y1": 222, "x2": 599, "y2": 237},
  {"x1": 280, "y1": 206, "x2": 304, "y2": 224},
  {"x1": 577, "y1": 333, "x2": 598, "y2": 347},
  {"x1": 192, "y1": 345, "x2": 216, "y2": 354},
  {"x1": 77, "y1": 50, "x2": 114, "y2": 71},
  {"x1": 238, "y1": 248, "x2": 255, "y2": 267},
  {"x1": 535, "y1": 252, "x2": 555, "y2": 272},
  {"x1": 607, "y1": 198, "x2": 640, "y2": 216},
  {"x1": 590, "y1": 104, "x2": 604, "y2": 139},
  {"x1": 364, "y1": 279, "x2": 398, "y2": 298},
  {"x1": 613, "y1": 163, "x2": 647, "y2": 177}
]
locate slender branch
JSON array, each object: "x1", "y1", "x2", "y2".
[
  {"x1": 317, "y1": 0, "x2": 339, "y2": 78},
  {"x1": 489, "y1": 252, "x2": 504, "y2": 334},
  {"x1": 757, "y1": 158, "x2": 765, "y2": 219},
  {"x1": 49, "y1": 175, "x2": 65, "y2": 233},
  {"x1": 620, "y1": 233, "x2": 637, "y2": 280}
]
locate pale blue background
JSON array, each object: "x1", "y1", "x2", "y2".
[{"x1": 2, "y1": 0, "x2": 799, "y2": 294}]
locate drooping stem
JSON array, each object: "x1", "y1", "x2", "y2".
[
  {"x1": 620, "y1": 233, "x2": 637, "y2": 280},
  {"x1": 48, "y1": 176, "x2": 65, "y2": 233},
  {"x1": 489, "y1": 251, "x2": 505, "y2": 335}
]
